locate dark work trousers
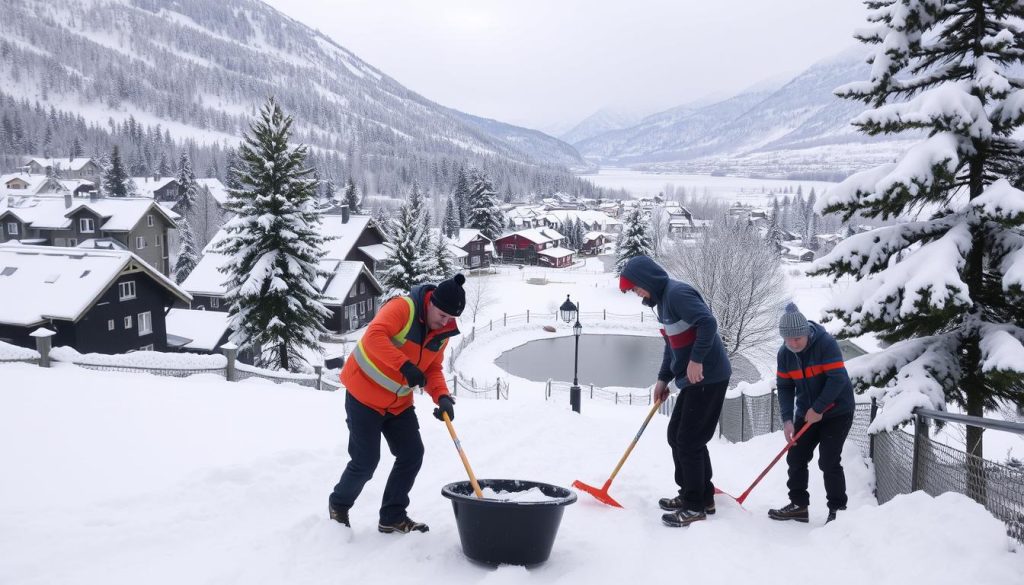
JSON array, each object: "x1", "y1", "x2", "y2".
[
  {"x1": 786, "y1": 413, "x2": 854, "y2": 510},
  {"x1": 666, "y1": 379, "x2": 729, "y2": 512},
  {"x1": 330, "y1": 392, "x2": 425, "y2": 524}
]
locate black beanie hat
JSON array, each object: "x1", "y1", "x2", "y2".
[{"x1": 431, "y1": 273, "x2": 466, "y2": 316}]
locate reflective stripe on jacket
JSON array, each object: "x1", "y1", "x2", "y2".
[{"x1": 341, "y1": 285, "x2": 459, "y2": 415}]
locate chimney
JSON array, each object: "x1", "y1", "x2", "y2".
[
  {"x1": 64, "y1": 192, "x2": 72, "y2": 209},
  {"x1": 341, "y1": 204, "x2": 350, "y2": 224}
]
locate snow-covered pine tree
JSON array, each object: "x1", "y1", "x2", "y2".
[
  {"x1": 379, "y1": 185, "x2": 439, "y2": 298},
  {"x1": 214, "y1": 97, "x2": 331, "y2": 372},
  {"x1": 443, "y1": 196, "x2": 459, "y2": 238},
  {"x1": 816, "y1": 0, "x2": 1024, "y2": 464},
  {"x1": 174, "y1": 214, "x2": 199, "y2": 284},
  {"x1": 343, "y1": 178, "x2": 360, "y2": 213},
  {"x1": 453, "y1": 167, "x2": 470, "y2": 227},
  {"x1": 176, "y1": 152, "x2": 198, "y2": 212},
  {"x1": 766, "y1": 198, "x2": 784, "y2": 252},
  {"x1": 615, "y1": 205, "x2": 654, "y2": 274},
  {"x1": 573, "y1": 217, "x2": 585, "y2": 251},
  {"x1": 434, "y1": 231, "x2": 458, "y2": 280},
  {"x1": 467, "y1": 171, "x2": 505, "y2": 240},
  {"x1": 102, "y1": 145, "x2": 130, "y2": 197},
  {"x1": 792, "y1": 192, "x2": 807, "y2": 242},
  {"x1": 224, "y1": 148, "x2": 243, "y2": 191}
]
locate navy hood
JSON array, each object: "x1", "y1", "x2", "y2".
[{"x1": 621, "y1": 255, "x2": 670, "y2": 304}]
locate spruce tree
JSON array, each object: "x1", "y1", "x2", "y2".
[
  {"x1": 453, "y1": 167, "x2": 470, "y2": 226},
  {"x1": 615, "y1": 206, "x2": 654, "y2": 274},
  {"x1": 434, "y1": 231, "x2": 458, "y2": 280},
  {"x1": 102, "y1": 145, "x2": 130, "y2": 197},
  {"x1": 765, "y1": 198, "x2": 784, "y2": 252},
  {"x1": 214, "y1": 97, "x2": 330, "y2": 371},
  {"x1": 379, "y1": 185, "x2": 439, "y2": 297},
  {"x1": 174, "y1": 214, "x2": 199, "y2": 284},
  {"x1": 467, "y1": 171, "x2": 505, "y2": 241},
  {"x1": 816, "y1": 1, "x2": 1024, "y2": 466},
  {"x1": 443, "y1": 196, "x2": 459, "y2": 238},
  {"x1": 343, "y1": 177, "x2": 360, "y2": 213},
  {"x1": 573, "y1": 217, "x2": 585, "y2": 251},
  {"x1": 176, "y1": 152, "x2": 198, "y2": 210}
]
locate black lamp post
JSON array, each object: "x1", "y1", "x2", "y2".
[{"x1": 559, "y1": 294, "x2": 582, "y2": 413}]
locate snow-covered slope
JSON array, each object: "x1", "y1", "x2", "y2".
[
  {"x1": 0, "y1": 0, "x2": 591, "y2": 178},
  {"x1": 576, "y1": 48, "x2": 914, "y2": 178},
  {"x1": 560, "y1": 107, "x2": 646, "y2": 146},
  {"x1": 1, "y1": 360, "x2": 1020, "y2": 584}
]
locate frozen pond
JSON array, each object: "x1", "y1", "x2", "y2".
[
  {"x1": 495, "y1": 334, "x2": 759, "y2": 389},
  {"x1": 579, "y1": 168, "x2": 836, "y2": 203}
]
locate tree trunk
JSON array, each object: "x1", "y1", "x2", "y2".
[
  {"x1": 964, "y1": 150, "x2": 987, "y2": 504},
  {"x1": 280, "y1": 342, "x2": 289, "y2": 372}
]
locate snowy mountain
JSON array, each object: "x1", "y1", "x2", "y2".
[
  {"x1": 559, "y1": 107, "x2": 645, "y2": 146},
  {"x1": 0, "y1": 0, "x2": 593, "y2": 196},
  {"x1": 575, "y1": 48, "x2": 911, "y2": 178}
]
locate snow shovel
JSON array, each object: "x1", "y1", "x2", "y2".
[
  {"x1": 573, "y1": 399, "x2": 663, "y2": 507},
  {"x1": 718, "y1": 403, "x2": 835, "y2": 505},
  {"x1": 442, "y1": 411, "x2": 484, "y2": 498}
]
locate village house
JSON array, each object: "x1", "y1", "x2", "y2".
[
  {"x1": 447, "y1": 227, "x2": 493, "y2": 269},
  {"x1": 493, "y1": 227, "x2": 575, "y2": 267},
  {"x1": 24, "y1": 157, "x2": 102, "y2": 183},
  {"x1": 0, "y1": 244, "x2": 191, "y2": 354},
  {"x1": 0, "y1": 194, "x2": 178, "y2": 275},
  {"x1": 181, "y1": 206, "x2": 386, "y2": 334}
]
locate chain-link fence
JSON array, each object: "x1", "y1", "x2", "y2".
[
  {"x1": 546, "y1": 379, "x2": 652, "y2": 405},
  {"x1": 691, "y1": 386, "x2": 1024, "y2": 544}
]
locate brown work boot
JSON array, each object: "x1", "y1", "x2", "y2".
[
  {"x1": 378, "y1": 517, "x2": 429, "y2": 534},
  {"x1": 768, "y1": 502, "x2": 808, "y2": 523}
]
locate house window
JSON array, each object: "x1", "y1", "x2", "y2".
[
  {"x1": 471, "y1": 256, "x2": 481, "y2": 268},
  {"x1": 137, "y1": 311, "x2": 152, "y2": 336},
  {"x1": 156, "y1": 235, "x2": 162, "y2": 248},
  {"x1": 210, "y1": 297, "x2": 220, "y2": 309},
  {"x1": 124, "y1": 315, "x2": 133, "y2": 329},
  {"x1": 139, "y1": 344, "x2": 154, "y2": 351},
  {"x1": 349, "y1": 287, "x2": 356, "y2": 298},
  {"x1": 67, "y1": 238, "x2": 77, "y2": 247},
  {"x1": 119, "y1": 281, "x2": 136, "y2": 300},
  {"x1": 6, "y1": 222, "x2": 17, "y2": 236},
  {"x1": 136, "y1": 236, "x2": 146, "y2": 249},
  {"x1": 108, "y1": 319, "x2": 115, "y2": 331},
  {"x1": 359, "y1": 300, "x2": 366, "y2": 316},
  {"x1": 147, "y1": 214, "x2": 154, "y2": 227},
  {"x1": 505, "y1": 243, "x2": 514, "y2": 249},
  {"x1": 54, "y1": 238, "x2": 66, "y2": 247},
  {"x1": 359, "y1": 282, "x2": 365, "y2": 294},
  {"x1": 79, "y1": 218, "x2": 95, "y2": 233}
]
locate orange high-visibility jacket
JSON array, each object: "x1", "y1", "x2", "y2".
[{"x1": 341, "y1": 285, "x2": 459, "y2": 415}]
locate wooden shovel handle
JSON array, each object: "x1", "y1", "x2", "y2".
[{"x1": 443, "y1": 412, "x2": 484, "y2": 498}]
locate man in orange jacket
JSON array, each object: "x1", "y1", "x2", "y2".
[{"x1": 328, "y1": 274, "x2": 465, "y2": 534}]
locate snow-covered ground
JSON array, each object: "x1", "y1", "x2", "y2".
[
  {"x1": 1, "y1": 361, "x2": 1020, "y2": 584},
  {"x1": 580, "y1": 168, "x2": 837, "y2": 203}
]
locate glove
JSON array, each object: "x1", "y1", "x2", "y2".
[
  {"x1": 433, "y1": 395, "x2": 455, "y2": 422},
  {"x1": 399, "y1": 361, "x2": 427, "y2": 388}
]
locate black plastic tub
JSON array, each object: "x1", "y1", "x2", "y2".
[{"x1": 441, "y1": 479, "x2": 577, "y2": 566}]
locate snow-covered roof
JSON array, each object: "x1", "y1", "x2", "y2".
[
  {"x1": 323, "y1": 261, "x2": 381, "y2": 303},
  {"x1": 26, "y1": 157, "x2": 95, "y2": 172},
  {"x1": 165, "y1": 308, "x2": 230, "y2": 352},
  {"x1": 537, "y1": 246, "x2": 575, "y2": 259},
  {"x1": 185, "y1": 217, "x2": 381, "y2": 298},
  {"x1": 77, "y1": 238, "x2": 128, "y2": 251},
  {"x1": 450, "y1": 227, "x2": 486, "y2": 248},
  {"x1": 0, "y1": 197, "x2": 177, "y2": 232},
  {"x1": 129, "y1": 177, "x2": 178, "y2": 199},
  {"x1": 538, "y1": 227, "x2": 565, "y2": 241},
  {"x1": 447, "y1": 243, "x2": 468, "y2": 258},
  {"x1": 196, "y1": 178, "x2": 229, "y2": 206},
  {"x1": 501, "y1": 228, "x2": 553, "y2": 245},
  {"x1": 358, "y1": 243, "x2": 392, "y2": 262},
  {"x1": 545, "y1": 209, "x2": 621, "y2": 228},
  {"x1": 1, "y1": 173, "x2": 64, "y2": 198},
  {"x1": 58, "y1": 179, "x2": 96, "y2": 193},
  {"x1": 0, "y1": 243, "x2": 191, "y2": 326},
  {"x1": 583, "y1": 231, "x2": 606, "y2": 242}
]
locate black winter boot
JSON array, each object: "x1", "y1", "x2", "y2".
[
  {"x1": 659, "y1": 495, "x2": 715, "y2": 515},
  {"x1": 329, "y1": 504, "x2": 350, "y2": 527},
  {"x1": 768, "y1": 502, "x2": 808, "y2": 523},
  {"x1": 661, "y1": 508, "x2": 707, "y2": 527},
  {"x1": 825, "y1": 506, "x2": 846, "y2": 524}
]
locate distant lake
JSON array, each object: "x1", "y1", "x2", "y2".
[
  {"x1": 578, "y1": 168, "x2": 836, "y2": 202},
  {"x1": 495, "y1": 334, "x2": 759, "y2": 389}
]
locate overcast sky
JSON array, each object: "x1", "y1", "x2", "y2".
[{"x1": 263, "y1": 0, "x2": 867, "y2": 134}]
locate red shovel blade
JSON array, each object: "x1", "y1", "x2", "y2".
[{"x1": 572, "y1": 479, "x2": 623, "y2": 508}]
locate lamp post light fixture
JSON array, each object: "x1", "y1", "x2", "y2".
[{"x1": 559, "y1": 294, "x2": 582, "y2": 414}]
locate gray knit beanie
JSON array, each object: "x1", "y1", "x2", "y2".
[{"x1": 779, "y1": 302, "x2": 810, "y2": 338}]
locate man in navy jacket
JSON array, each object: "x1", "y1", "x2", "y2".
[
  {"x1": 769, "y1": 303, "x2": 856, "y2": 524},
  {"x1": 620, "y1": 255, "x2": 731, "y2": 527}
]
